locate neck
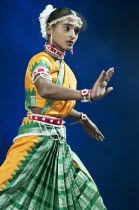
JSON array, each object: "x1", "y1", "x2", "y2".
[
  {"x1": 44, "y1": 43, "x2": 66, "y2": 60},
  {"x1": 48, "y1": 41, "x2": 65, "y2": 53}
]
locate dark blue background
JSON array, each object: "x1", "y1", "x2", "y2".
[{"x1": 0, "y1": 0, "x2": 138, "y2": 209}]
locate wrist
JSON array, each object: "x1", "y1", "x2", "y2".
[
  {"x1": 80, "y1": 89, "x2": 94, "y2": 103},
  {"x1": 88, "y1": 90, "x2": 95, "y2": 102},
  {"x1": 79, "y1": 112, "x2": 88, "y2": 124},
  {"x1": 70, "y1": 112, "x2": 88, "y2": 125}
]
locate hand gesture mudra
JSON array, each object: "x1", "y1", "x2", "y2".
[
  {"x1": 91, "y1": 67, "x2": 114, "y2": 101},
  {"x1": 81, "y1": 117, "x2": 105, "y2": 141}
]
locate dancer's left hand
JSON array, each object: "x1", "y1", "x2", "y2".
[
  {"x1": 90, "y1": 67, "x2": 114, "y2": 101},
  {"x1": 81, "y1": 118, "x2": 105, "y2": 141}
]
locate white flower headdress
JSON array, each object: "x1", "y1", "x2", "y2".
[
  {"x1": 39, "y1": 5, "x2": 56, "y2": 40},
  {"x1": 39, "y1": 4, "x2": 83, "y2": 40}
]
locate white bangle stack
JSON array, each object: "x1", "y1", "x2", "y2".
[{"x1": 80, "y1": 89, "x2": 94, "y2": 103}]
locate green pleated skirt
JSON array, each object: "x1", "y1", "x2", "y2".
[{"x1": 0, "y1": 125, "x2": 107, "y2": 209}]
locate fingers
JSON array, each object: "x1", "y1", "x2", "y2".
[
  {"x1": 94, "y1": 134, "x2": 104, "y2": 141},
  {"x1": 104, "y1": 87, "x2": 113, "y2": 96},
  {"x1": 95, "y1": 70, "x2": 106, "y2": 84},
  {"x1": 108, "y1": 67, "x2": 114, "y2": 78},
  {"x1": 94, "y1": 67, "x2": 114, "y2": 87},
  {"x1": 83, "y1": 119, "x2": 105, "y2": 141},
  {"x1": 106, "y1": 67, "x2": 114, "y2": 75},
  {"x1": 102, "y1": 67, "x2": 114, "y2": 83},
  {"x1": 101, "y1": 81, "x2": 107, "y2": 88},
  {"x1": 94, "y1": 130, "x2": 105, "y2": 141}
]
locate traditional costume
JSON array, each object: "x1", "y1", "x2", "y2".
[{"x1": 0, "y1": 5, "x2": 107, "y2": 209}]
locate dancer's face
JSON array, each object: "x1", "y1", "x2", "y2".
[{"x1": 47, "y1": 19, "x2": 80, "y2": 52}]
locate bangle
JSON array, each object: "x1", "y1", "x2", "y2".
[
  {"x1": 70, "y1": 112, "x2": 87, "y2": 125},
  {"x1": 80, "y1": 112, "x2": 87, "y2": 124},
  {"x1": 80, "y1": 89, "x2": 94, "y2": 103},
  {"x1": 80, "y1": 89, "x2": 90, "y2": 102},
  {"x1": 88, "y1": 90, "x2": 94, "y2": 103}
]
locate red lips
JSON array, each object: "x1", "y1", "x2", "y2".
[{"x1": 66, "y1": 40, "x2": 73, "y2": 45}]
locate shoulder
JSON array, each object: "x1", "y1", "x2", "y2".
[{"x1": 27, "y1": 52, "x2": 54, "y2": 73}]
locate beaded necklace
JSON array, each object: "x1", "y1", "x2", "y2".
[{"x1": 44, "y1": 43, "x2": 66, "y2": 60}]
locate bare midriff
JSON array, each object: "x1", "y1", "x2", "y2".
[{"x1": 29, "y1": 107, "x2": 43, "y2": 114}]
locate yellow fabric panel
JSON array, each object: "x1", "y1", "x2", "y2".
[
  {"x1": 0, "y1": 136, "x2": 40, "y2": 191},
  {"x1": 25, "y1": 52, "x2": 77, "y2": 118}
]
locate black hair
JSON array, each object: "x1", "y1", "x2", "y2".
[{"x1": 47, "y1": 8, "x2": 87, "y2": 31}]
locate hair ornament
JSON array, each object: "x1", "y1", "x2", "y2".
[
  {"x1": 39, "y1": 4, "x2": 56, "y2": 40},
  {"x1": 49, "y1": 15, "x2": 83, "y2": 28},
  {"x1": 39, "y1": 5, "x2": 83, "y2": 40}
]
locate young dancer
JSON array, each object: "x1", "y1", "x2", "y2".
[{"x1": 0, "y1": 4, "x2": 114, "y2": 209}]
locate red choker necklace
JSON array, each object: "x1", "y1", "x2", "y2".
[{"x1": 44, "y1": 43, "x2": 66, "y2": 60}]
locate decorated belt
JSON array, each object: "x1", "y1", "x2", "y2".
[{"x1": 27, "y1": 114, "x2": 65, "y2": 127}]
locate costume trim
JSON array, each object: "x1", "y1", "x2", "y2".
[
  {"x1": 30, "y1": 60, "x2": 50, "y2": 74},
  {"x1": 13, "y1": 131, "x2": 66, "y2": 143},
  {"x1": 27, "y1": 114, "x2": 65, "y2": 126},
  {"x1": 32, "y1": 66, "x2": 52, "y2": 83}
]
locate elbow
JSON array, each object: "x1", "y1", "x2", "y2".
[
  {"x1": 39, "y1": 88, "x2": 49, "y2": 99},
  {"x1": 39, "y1": 90, "x2": 46, "y2": 98},
  {"x1": 37, "y1": 83, "x2": 51, "y2": 99}
]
